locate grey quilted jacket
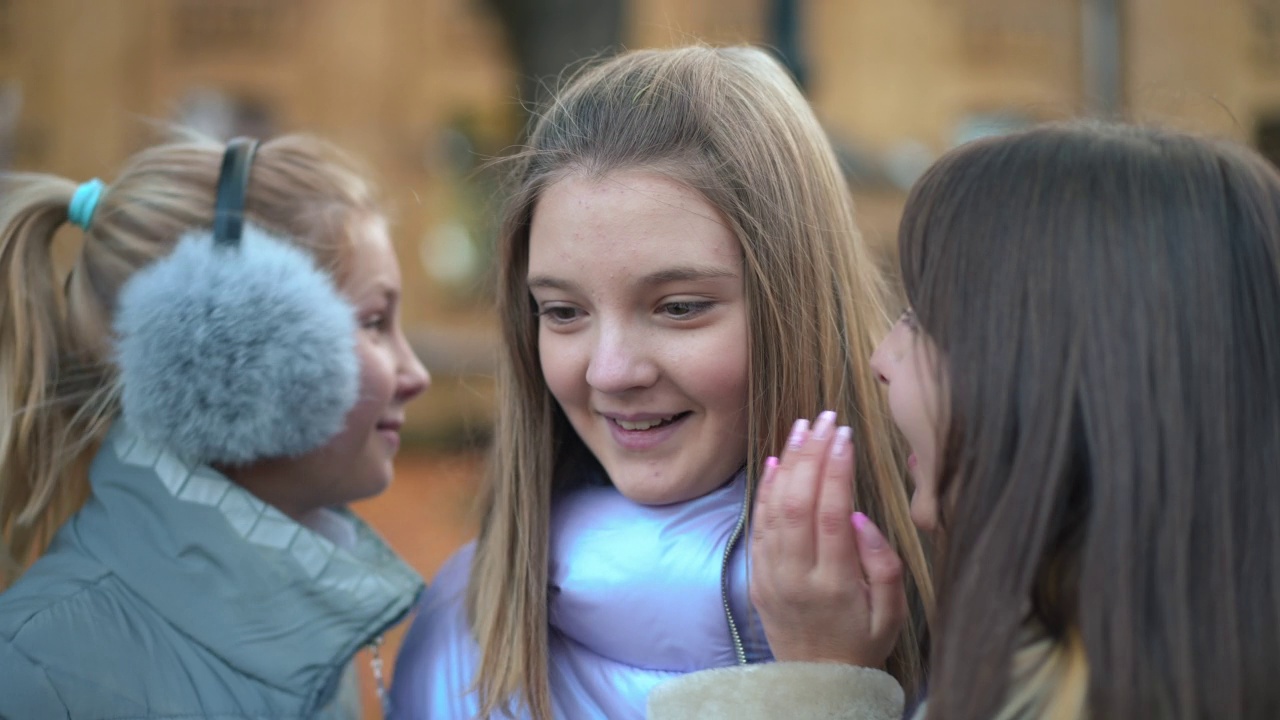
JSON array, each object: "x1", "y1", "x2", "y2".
[{"x1": 0, "y1": 422, "x2": 423, "y2": 719}]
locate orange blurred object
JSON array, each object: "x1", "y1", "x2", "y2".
[{"x1": 351, "y1": 450, "x2": 484, "y2": 719}]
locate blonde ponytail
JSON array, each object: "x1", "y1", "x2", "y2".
[{"x1": 0, "y1": 176, "x2": 115, "y2": 588}]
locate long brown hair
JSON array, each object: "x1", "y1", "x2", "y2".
[
  {"x1": 900, "y1": 122, "x2": 1280, "y2": 719},
  {"x1": 0, "y1": 134, "x2": 379, "y2": 588},
  {"x1": 469, "y1": 45, "x2": 932, "y2": 718}
]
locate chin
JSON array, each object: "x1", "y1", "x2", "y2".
[
  {"x1": 343, "y1": 471, "x2": 394, "y2": 505},
  {"x1": 910, "y1": 498, "x2": 937, "y2": 534},
  {"x1": 609, "y1": 473, "x2": 719, "y2": 507}
]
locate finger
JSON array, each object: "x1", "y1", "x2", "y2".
[
  {"x1": 776, "y1": 411, "x2": 837, "y2": 570},
  {"x1": 761, "y1": 419, "x2": 807, "y2": 535},
  {"x1": 750, "y1": 455, "x2": 782, "y2": 610},
  {"x1": 767, "y1": 417, "x2": 811, "y2": 570},
  {"x1": 852, "y1": 512, "x2": 908, "y2": 641},
  {"x1": 751, "y1": 455, "x2": 780, "y2": 547},
  {"x1": 814, "y1": 426, "x2": 860, "y2": 582}
]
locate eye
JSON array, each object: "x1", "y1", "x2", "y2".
[
  {"x1": 361, "y1": 312, "x2": 391, "y2": 331},
  {"x1": 660, "y1": 300, "x2": 713, "y2": 319},
  {"x1": 536, "y1": 304, "x2": 583, "y2": 325}
]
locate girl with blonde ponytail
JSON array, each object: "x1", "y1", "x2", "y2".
[{"x1": 0, "y1": 134, "x2": 430, "y2": 719}]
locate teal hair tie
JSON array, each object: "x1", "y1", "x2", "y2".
[{"x1": 68, "y1": 178, "x2": 105, "y2": 230}]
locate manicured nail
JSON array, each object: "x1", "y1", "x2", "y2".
[
  {"x1": 831, "y1": 426, "x2": 852, "y2": 457},
  {"x1": 852, "y1": 512, "x2": 886, "y2": 549},
  {"x1": 812, "y1": 410, "x2": 837, "y2": 440},
  {"x1": 765, "y1": 456, "x2": 779, "y2": 469},
  {"x1": 788, "y1": 419, "x2": 809, "y2": 449}
]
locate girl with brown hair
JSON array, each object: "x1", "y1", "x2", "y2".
[{"x1": 651, "y1": 122, "x2": 1280, "y2": 720}]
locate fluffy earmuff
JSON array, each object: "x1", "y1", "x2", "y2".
[{"x1": 112, "y1": 139, "x2": 360, "y2": 465}]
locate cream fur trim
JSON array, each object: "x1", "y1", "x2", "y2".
[{"x1": 647, "y1": 662, "x2": 905, "y2": 720}]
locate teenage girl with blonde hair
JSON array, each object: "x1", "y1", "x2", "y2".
[
  {"x1": 0, "y1": 133, "x2": 429, "y2": 718},
  {"x1": 392, "y1": 45, "x2": 932, "y2": 719}
]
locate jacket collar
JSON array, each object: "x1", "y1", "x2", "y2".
[
  {"x1": 547, "y1": 470, "x2": 771, "y2": 672},
  {"x1": 74, "y1": 422, "x2": 423, "y2": 712}
]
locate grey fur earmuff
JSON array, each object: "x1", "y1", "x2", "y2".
[{"x1": 113, "y1": 138, "x2": 360, "y2": 465}]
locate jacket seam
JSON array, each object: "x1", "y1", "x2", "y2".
[
  {"x1": 6, "y1": 570, "x2": 114, "y2": 643},
  {"x1": 0, "y1": 633, "x2": 73, "y2": 714},
  {"x1": 5, "y1": 573, "x2": 309, "y2": 717}
]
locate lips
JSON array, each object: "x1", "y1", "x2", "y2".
[
  {"x1": 599, "y1": 411, "x2": 692, "y2": 451},
  {"x1": 376, "y1": 419, "x2": 403, "y2": 452},
  {"x1": 610, "y1": 413, "x2": 687, "y2": 431},
  {"x1": 604, "y1": 411, "x2": 690, "y2": 430}
]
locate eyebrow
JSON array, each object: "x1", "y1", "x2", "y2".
[
  {"x1": 527, "y1": 265, "x2": 739, "y2": 291},
  {"x1": 351, "y1": 283, "x2": 400, "y2": 305}
]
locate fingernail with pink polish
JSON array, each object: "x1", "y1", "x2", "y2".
[
  {"x1": 788, "y1": 418, "x2": 809, "y2": 449},
  {"x1": 765, "y1": 456, "x2": 779, "y2": 469},
  {"x1": 813, "y1": 410, "x2": 837, "y2": 440},
  {"x1": 852, "y1": 512, "x2": 886, "y2": 549},
  {"x1": 831, "y1": 426, "x2": 851, "y2": 457}
]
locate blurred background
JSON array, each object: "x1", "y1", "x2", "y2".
[{"x1": 3, "y1": 0, "x2": 1278, "y2": 715}]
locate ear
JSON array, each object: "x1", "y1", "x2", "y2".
[{"x1": 114, "y1": 223, "x2": 359, "y2": 465}]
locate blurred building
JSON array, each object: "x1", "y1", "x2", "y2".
[{"x1": 3, "y1": 0, "x2": 1278, "y2": 443}]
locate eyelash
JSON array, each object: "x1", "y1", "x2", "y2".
[
  {"x1": 534, "y1": 300, "x2": 715, "y2": 325},
  {"x1": 536, "y1": 306, "x2": 580, "y2": 325},
  {"x1": 661, "y1": 300, "x2": 714, "y2": 319}
]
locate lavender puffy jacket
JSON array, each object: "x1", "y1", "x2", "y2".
[{"x1": 391, "y1": 473, "x2": 772, "y2": 719}]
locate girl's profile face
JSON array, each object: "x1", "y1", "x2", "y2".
[
  {"x1": 231, "y1": 216, "x2": 431, "y2": 518},
  {"x1": 526, "y1": 170, "x2": 750, "y2": 504},
  {"x1": 871, "y1": 309, "x2": 946, "y2": 531}
]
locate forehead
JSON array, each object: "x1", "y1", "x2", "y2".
[
  {"x1": 527, "y1": 171, "x2": 742, "y2": 281},
  {"x1": 339, "y1": 215, "x2": 399, "y2": 294}
]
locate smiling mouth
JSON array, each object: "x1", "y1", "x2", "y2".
[{"x1": 609, "y1": 412, "x2": 691, "y2": 431}]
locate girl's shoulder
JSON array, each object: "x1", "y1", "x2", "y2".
[{"x1": 389, "y1": 542, "x2": 483, "y2": 717}]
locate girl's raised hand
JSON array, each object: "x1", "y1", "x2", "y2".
[{"x1": 749, "y1": 411, "x2": 907, "y2": 668}]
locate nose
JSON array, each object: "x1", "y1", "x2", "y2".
[
  {"x1": 395, "y1": 333, "x2": 431, "y2": 402},
  {"x1": 584, "y1": 322, "x2": 658, "y2": 393}
]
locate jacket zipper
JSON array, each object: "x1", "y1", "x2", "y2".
[
  {"x1": 719, "y1": 479, "x2": 751, "y2": 665},
  {"x1": 369, "y1": 635, "x2": 389, "y2": 716}
]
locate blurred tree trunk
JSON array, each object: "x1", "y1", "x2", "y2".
[
  {"x1": 482, "y1": 0, "x2": 624, "y2": 129},
  {"x1": 770, "y1": 0, "x2": 808, "y2": 91}
]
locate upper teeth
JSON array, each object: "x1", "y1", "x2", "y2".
[{"x1": 615, "y1": 416, "x2": 674, "y2": 431}]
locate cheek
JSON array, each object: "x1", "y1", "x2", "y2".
[
  {"x1": 678, "y1": 315, "x2": 749, "y2": 412},
  {"x1": 890, "y1": 366, "x2": 940, "y2": 442},
  {"x1": 538, "y1": 332, "x2": 583, "y2": 407},
  {"x1": 347, "y1": 341, "x2": 397, "y2": 423},
  {"x1": 886, "y1": 384, "x2": 922, "y2": 439},
  {"x1": 685, "y1": 355, "x2": 748, "y2": 414}
]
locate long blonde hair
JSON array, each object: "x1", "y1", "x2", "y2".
[
  {"x1": 470, "y1": 45, "x2": 934, "y2": 719},
  {"x1": 0, "y1": 133, "x2": 379, "y2": 588}
]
